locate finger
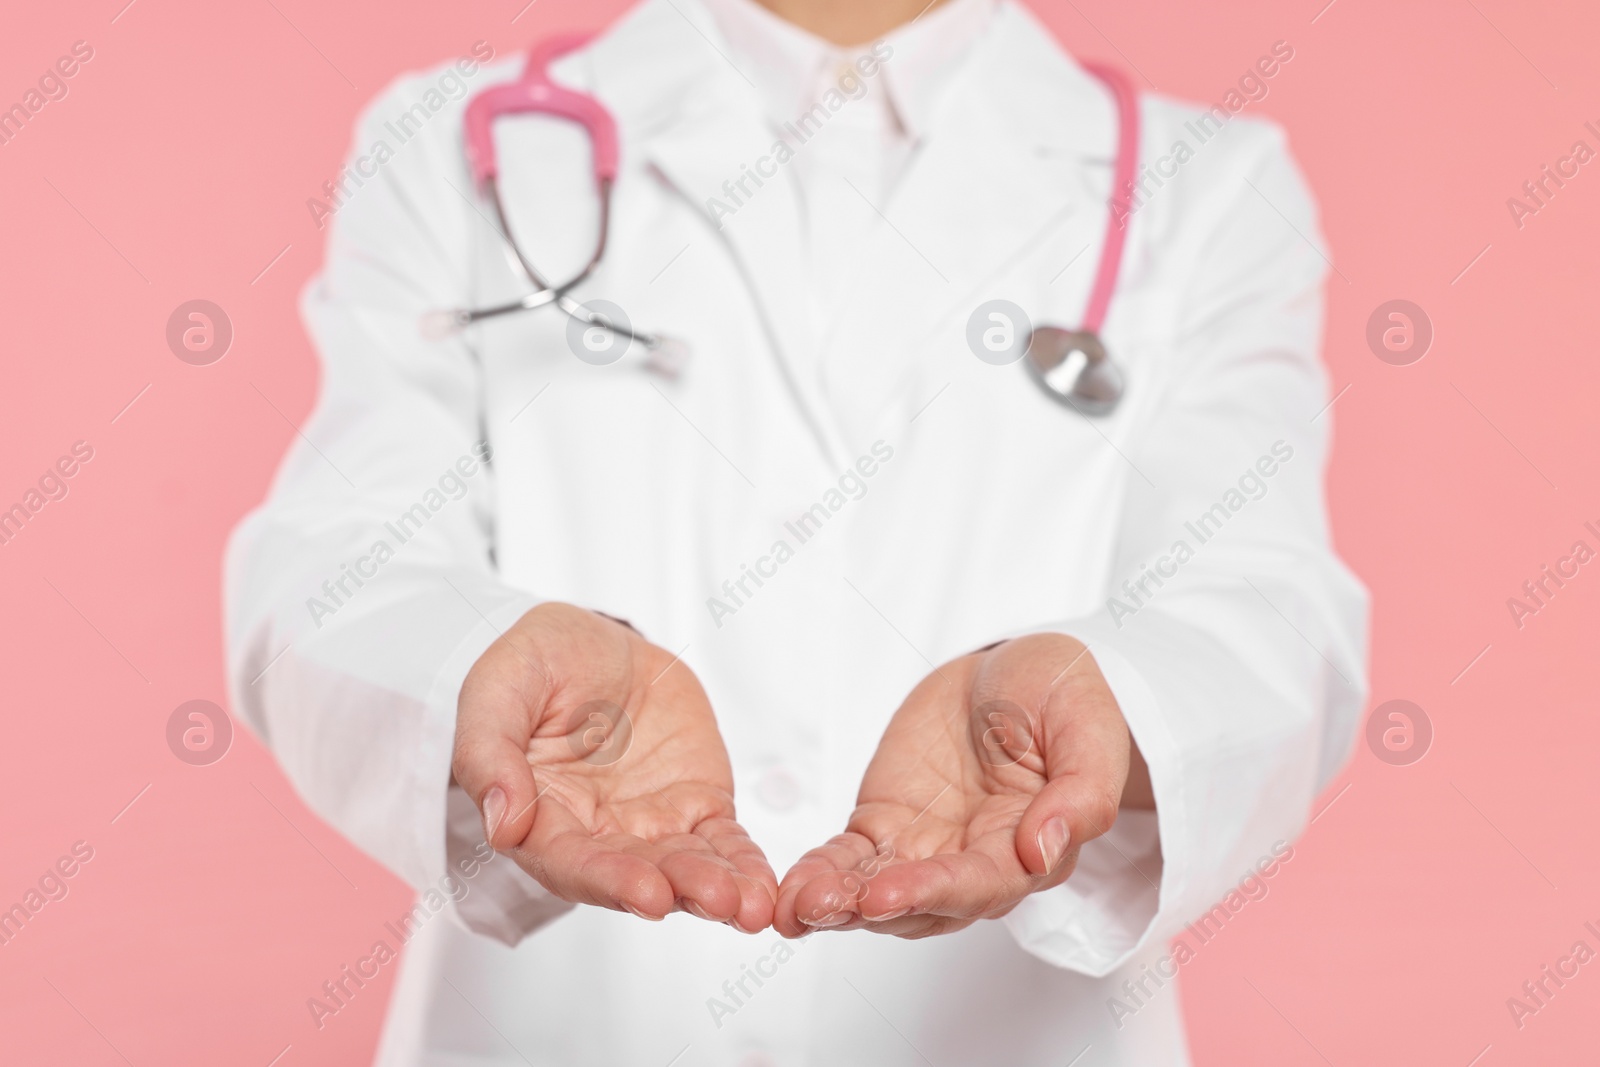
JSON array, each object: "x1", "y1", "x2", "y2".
[
  {"x1": 784, "y1": 831, "x2": 915, "y2": 934},
  {"x1": 777, "y1": 833, "x2": 878, "y2": 898},
  {"x1": 846, "y1": 839, "x2": 1042, "y2": 922},
  {"x1": 453, "y1": 654, "x2": 550, "y2": 852},
  {"x1": 1014, "y1": 666, "x2": 1130, "y2": 877},
  {"x1": 698, "y1": 818, "x2": 779, "y2": 933},
  {"x1": 774, "y1": 833, "x2": 882, "y2": 937},
  {"x1": 652, "y1": 844, "x2": 772, "y2": 933},
  {"x1": 651, "y1": 835, "x2": 745, "y2": 924},
  {"x1": 516, "y1": 796, "x2": 676, "y2": 918},
  {"x1": 853, "y1": 913, "x2": 979, "y2": 940},
  {"x1": 579, "y1": 819, "x2": 774, "y2": 932},
  {"x1": 786, "y1": 908, "x2": 981, "y2": 940},
  {"x1": 628, "y1": 789, "x2": 775, "y2": 931}
]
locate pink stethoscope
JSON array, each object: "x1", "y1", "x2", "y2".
[{"x1": 428, "y1": 34, "x2": 1137, "y2": 415}]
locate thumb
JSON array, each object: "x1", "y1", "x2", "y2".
[
  {"x1": 1012, "y1": 671, "x2": 1130, "y2": 879},
  {"x1": 1015, "y1": 772, "x2": 1121, "y2": 879},
  {"x1": 453, "y1": 666, "x2": 545, "y2": 851}
]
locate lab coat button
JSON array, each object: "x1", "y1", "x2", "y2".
[{"x1": 755, "y1": 767, "x2": 801, "y2": 811}]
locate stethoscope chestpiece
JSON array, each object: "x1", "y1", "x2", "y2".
[{"x1": 1024, "y1": 327, "x2": 1124, "y2": 416}]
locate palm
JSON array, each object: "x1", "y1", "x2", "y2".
[
  {"x1": 856, "y1": 655, "x2": 1046, "y2": 855},
  {"x1": 775, "y1": 635, "x2": 1130, "y2": 938},
  {"x1": 457, "y1": 604, "x2": 776, "y2": 930}
]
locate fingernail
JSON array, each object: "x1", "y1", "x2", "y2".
[
  {"x1": 481, "y1": 787, "x2": 507, "y2": 844},
  {"x1": 1038, "y1": 817, "x2": 1070, "y2": 873},
  {"x1": 682, "y1": 900, "x2": 716, "y2": 922},
  {"x1": 866, "y1": 906, "x2": 911, "y2": 922},
  {"x1": 802, "y1": 910, "x2": 853, "y2": 928},
  {"x1": 623, "y1": 903, "x2": 663, "y2": 922}
]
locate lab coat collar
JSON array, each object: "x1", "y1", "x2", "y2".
[
  {"x1": 575, "y1": 0, "x2": 1119, "y2": 203},
  {"x1": 694, "y1": 0, "x2": 1000, "y2": 144},
  {"x1": 693, "y1": 0, "x2": 837, "y2": 129},
  {"x1": 575, "y1": 0, "x2": 1122, "y2": 450},
  {"x1": 942, "y1": 1, "x2": 1119, "y2": 160},
  {"x1": 879, "y1": 0, "x2": 1004, "y2": 141},
  {"x1": 805, "y1": 2, "x2": 1126, "y2": 433}
]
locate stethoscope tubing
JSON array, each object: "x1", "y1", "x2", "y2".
[
  {"x1": 433, "y1": 36, "x2": 1136, "y2": 415},
  {"x1": 482, "y1": 176, "x2": 668, "y2": 350}
]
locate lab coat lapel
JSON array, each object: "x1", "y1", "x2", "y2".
[
  {"x1": 814, "y1": 2, "x2": 1120, "y2": 438},
  {"x1": 648, "y1": 119, "x2": 851, "y2": 464},
  {"x1": 586, "y1": 0, "x2": 850, "y2": 468}
]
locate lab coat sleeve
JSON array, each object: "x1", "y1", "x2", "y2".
[
  {"x1": 223, "y1": 67, "x2": 574, "y2": 945},
  {"x1": 1000, "y1": 119, "x2": 1370, "y2": 975}
]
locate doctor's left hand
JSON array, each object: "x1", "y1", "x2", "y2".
[
  {"x1": 453, "y1": 602, "x2": 778, "y2": 932},
  {"x1": 774, "y1": 633, "x2": 1152, "y2": 939}
]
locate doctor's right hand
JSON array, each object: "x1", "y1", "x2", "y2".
[{"x1": 453, "y1": 602, "x2": 777, "y2": 932}]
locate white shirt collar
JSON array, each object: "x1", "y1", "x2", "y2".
[{"x1": 697, "y1": 0, "x2": 998, "y2": 139}]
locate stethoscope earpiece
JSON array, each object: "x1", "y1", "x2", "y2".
[
  {"x1": 418, "y1": 309, "x2": 470, "y2": 341},
  {"x1": 643, "y1": 336, "x2": 691, "y2": 378}
]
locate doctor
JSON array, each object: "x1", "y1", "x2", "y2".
[{"x1": 226, "y1": 0, "x2": 1368, "y2": 1063}]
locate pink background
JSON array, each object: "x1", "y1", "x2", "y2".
[{"x1": 1, "y1": 0, "x2": 1595, "y2": 1063}]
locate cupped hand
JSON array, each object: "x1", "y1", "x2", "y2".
[
  {"x1": 774, "y1": 634, "x2": 1146, "y2": 939},
  {"x1": 453, "y1": 602, "x2": 776, "y2": 932}
]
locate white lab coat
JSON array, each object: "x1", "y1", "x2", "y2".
[{"x1": 224, "y1": 1, "x2": 1368, "y2": 1064}]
